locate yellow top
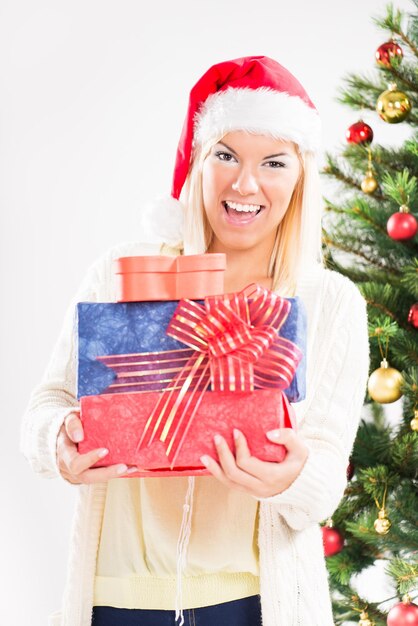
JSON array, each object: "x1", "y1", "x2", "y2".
[{"x1": 94, "y1": 475, "x2": 260, "y2": 609}]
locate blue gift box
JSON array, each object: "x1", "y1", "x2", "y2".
[{"x1": 77, "y1": 297, "x2": 307, "y2": 402}]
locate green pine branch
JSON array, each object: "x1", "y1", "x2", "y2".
[
  {"x1": 323, "y1": 255, "x2": 397, "y2": 286},
  {"x1": 337, "y1": 72, "x2": 389, "y2": 111},
  {"x1": 401, "y1": 259, "x2": 418, "y2": 297},
  {"x1": 385, "y1": 559, "x2": 418, "y2": 596},
  {"x1": 378, "y1": 61, "x2": 418, "y2": 93},
  {"x1": 322, "y1": 232, "x2": 400, "y2": 275},
  {"x1": 400, "y1": 366, "x2": 418, "y2": 407},
  {"x1": 381, "y1": 169, "x2": 417, "y2": 205},
  {"x1": 391, "y1": 330, "x2": 418, "y2": 367},
  {"x1": 389, "y1": 432, "x2": 418, "y2": 474},
  {"x1": 362, "y1": 283, "x2": 415, "y2": 328},
  {"x1": 351, "y1": 420, "x2": 393, "y2": 467},
  {"x1": 323, "y1": 155, "x2": 370, "y2": 195}
]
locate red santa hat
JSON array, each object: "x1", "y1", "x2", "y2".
[
  {"x1": 172, "y1": 55, "x2": 321, "y2": 199},
  {"x1": 141, "y1": 56, "x2": 321, "y2": 247}
]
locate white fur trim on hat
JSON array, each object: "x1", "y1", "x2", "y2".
[{"x1": 194, "y1": 87, "x2": 321, "y2": 153}]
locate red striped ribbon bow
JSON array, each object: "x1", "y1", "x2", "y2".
[{"x1": 136, "y1": 284, "x2": 302, "y2": 467}]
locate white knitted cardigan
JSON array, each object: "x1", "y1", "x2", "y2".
[{"x1": 21, "y1": 241, "x2": 370, "y2": 626}]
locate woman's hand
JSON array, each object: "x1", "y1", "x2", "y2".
[
  {"x1": 200, "y1": 428, "x2": 309, "y2": 499},
  {"x1": 56, "y1": 412, "x2": 138, "y2": 484}
]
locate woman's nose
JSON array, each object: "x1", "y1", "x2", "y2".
[{"x1": 231, "y1": 169, "x2": 259, "y2": 195}]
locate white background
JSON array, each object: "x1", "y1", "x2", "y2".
[{"x1": 1, "y1": 0, "x2": 412, "y2": 624}]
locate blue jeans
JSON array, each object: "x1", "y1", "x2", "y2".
[{"x1": 91, "y1": 595, "x2": 262, "y2": 625}]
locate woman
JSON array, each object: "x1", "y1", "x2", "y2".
[{"x1": 21, "y1": 56, "x2": 369, "y2": 626}]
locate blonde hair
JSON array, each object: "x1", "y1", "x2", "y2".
[{"x1": 180, "y1": 134, "x2": 323, "y2": 296}]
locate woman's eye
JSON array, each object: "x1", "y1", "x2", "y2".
[
  {"x1": 214, "y1": 151, "x2": 235, "y2": 162},
  {"x1": 264, "y1": 160, "x2": 285, "y2": 168}
]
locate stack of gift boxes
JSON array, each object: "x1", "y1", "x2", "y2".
[{"x1": 76, "y1": 254, "x2": 307, "y2": 477}]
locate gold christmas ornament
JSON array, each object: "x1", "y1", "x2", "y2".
[
  {"x1": 411, "y1": 409, "x2": 418, "y2": 432},
  {"x1": 359, "y1": 610, "x2": 373, "y2": 626},
  {"x1": 376, "y1": 83, "x2": 412, "y2": 123},
  {"x1": 367, "y1": 358, "x2": 403, "y2": 403},
  {"x1": 361, "y1": 148, "x2": 378, "y2": 194},
  {"x1": 361, "y1": 170, "x2": 378, "y2": 194},
  {"x1": 373, "y1": 483, "x2": 391, "y2": 536},
  {"x1": 374, "y1": 508, "x2": 391, "y2": 534}
]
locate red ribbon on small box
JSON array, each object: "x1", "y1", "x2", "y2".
[{"x1": 135, "y1": 284, "x2": 303, "y2": 468}]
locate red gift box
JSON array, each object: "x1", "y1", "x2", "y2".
[
  {"x1": 114, "y1": 254, "x2": 226, "y2": 301},
  {"x1": 79, "y1": 389, "x2": 295, "y2": 477}
]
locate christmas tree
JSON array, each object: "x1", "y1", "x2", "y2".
[{"x1": 322, "y1": 2, "x2": 418, "y2": 625}]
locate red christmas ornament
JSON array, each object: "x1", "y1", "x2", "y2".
[
  {"x1": 346, "y1": 121, "x2": 374, "y2": 144},
  {"x1": 346, "y1": 461, "x2": 355, "y2": 480},
  {"x1": 387, "y1": 207, "x2": 418, "y2": 241},
  {"x1": 408, "y1": 303, "x2": 418, "y2": 329},
  {"x1": 376, "y1": 40, "x2": 403, "y2": 67},
  {"x1": 322, "y1": 523, "x2": 344, "y2": 556},
  {"x1": 387, "y1": 597, "x2": 418, "y2": 626}
]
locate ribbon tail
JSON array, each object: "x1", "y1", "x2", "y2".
[
  {"x1": 159, "y1": 354, "x2": 210, "y2": 445},
  {"x1": 166, "y1": 362, "x2": 211, "y2": 468},
  {"x1": 135, "y1": 352, "x2": 208, "y2": 453},
  {"x1": 135, "y1": 389, "x2": 174, "y2": 453}
]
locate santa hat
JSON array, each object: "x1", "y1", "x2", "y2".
[
  {"x1": 142, "y1": 56, "x2": 321, "y2": 247},
  {"x1": 172, "y1": 55, "x2": 321, "y2": 199}
]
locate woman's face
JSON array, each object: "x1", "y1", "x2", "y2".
[{"x1": 201, "y1": 130, "x2": 301, "y2": 258}]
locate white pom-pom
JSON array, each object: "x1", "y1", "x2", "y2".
[{"x1": 139, "y1": 195, "x2": 184, "y2": 247}]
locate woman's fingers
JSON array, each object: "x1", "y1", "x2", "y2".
[
  {"x1": 201, "y1": 428, "x2": 310, "y2": 499},
  {"x1": 77, "y1": 463, "x2": 138, "y2": 484},
  {"x1": 60, "y1": 462, "x2": 136, "y2": 485},
  {"x1": 202, "y1": 434, "x2": 264, "y2": 493},
  {"x1": 64, "y1": 412, "x2": 84, "y2": 443},
  {"x1": 57, "y1": 420, "x2": 137, "y2": 485},
  {"x1": 233, "y1": 429, "x2": 281, "y2": 474},
  {"x1": 266, "y1": 428, "x2": 309, "y2": 462},
  {"x1": 60, "y1": 439, "x2": 109, "y2": 476}
]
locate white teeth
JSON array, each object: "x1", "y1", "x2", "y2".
[{"x1": 226, "y1": 201, "x2": 261, "y2": 213}]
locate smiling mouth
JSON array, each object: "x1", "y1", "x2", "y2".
[{"x1": 223, "y1": 201, "x2": 264, "y2": 216}]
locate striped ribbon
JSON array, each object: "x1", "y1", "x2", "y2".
[{"x1": 135, "y1": 284, "x2": 302, "y2": 468}]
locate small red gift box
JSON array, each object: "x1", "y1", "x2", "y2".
[
  {"x1": 79, "y1": 389, "x2": 295, "y2": 477},
  {"x1": 114, "y1": 254, "x2": 226, "y2": 301}
]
